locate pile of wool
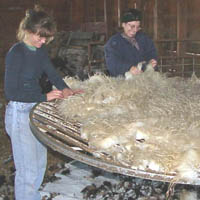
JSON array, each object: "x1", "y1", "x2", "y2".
[{"x1": 57, "y1": 70, "x2": 200, "y2": 183}]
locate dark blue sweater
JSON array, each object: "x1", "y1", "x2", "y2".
[
  {"x1": 104, "y1": 32, "x2": 158, "y2": 77},
  {"x1": 4, "y1": 42, "x2": 69, "y2": 102}
]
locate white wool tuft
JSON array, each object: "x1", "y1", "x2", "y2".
[
  {"x1": 58, "y1": 72, "x2": 200, "y2": 182},
  {"x1": 135, "y1": 130, "x2": 149, "y2": 141},
  {"x1": 91, "y1": 135, "x2": 119, "y2": 150},
  {"x1": 179, "y1": 189, "x2": 197, "y2": 200},
  {"x1": 145, "y1": 63, "x2": 154, "y2": 72},
  {"x1": 175, "y1": 149, "x2": 200, "y2": 181},
  {"x1": 125, "y1": 71, "x2": 134, "y2": 80}
]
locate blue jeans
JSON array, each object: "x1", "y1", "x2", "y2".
[{"x1": 5, "y1": 101, "x2": 47, "y2": 200}]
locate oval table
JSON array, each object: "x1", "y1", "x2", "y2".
[{"x1": 29, "y1": 101, "x2": 200, "y2": 186}]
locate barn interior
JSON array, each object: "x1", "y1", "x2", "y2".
[
  {"x1": 1, "y1": 0, "x2": 200, "y2": 78},
  {"x1": 1, "y1": 0, "x2": 200, "y2": 199}
]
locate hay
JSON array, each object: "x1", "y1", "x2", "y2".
[{"x1": 58, "y1": 70, "x2": 200, "y2": 182}]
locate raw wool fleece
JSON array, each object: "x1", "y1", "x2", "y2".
[{"x1": 58, "y1": 70, "x2": 200, "y2": 183}]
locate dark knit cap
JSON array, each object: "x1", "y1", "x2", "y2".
[{"x1": 121, "y1": 8, "x2": 142, "y2": 23}]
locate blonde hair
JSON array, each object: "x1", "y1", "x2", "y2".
[{"x1": 17, "y1": 5, "x2": 56, "y2": 43}]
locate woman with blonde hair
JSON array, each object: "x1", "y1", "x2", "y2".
[{"x1": 4, "y1": 5, "x2": 81, "y2": 200}]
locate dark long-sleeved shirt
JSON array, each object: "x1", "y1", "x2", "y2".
[
  {"x1": 104, "y1": 31, "x2": 158, "y2": 77},
  {"x1": 4, "y1": 42, "x2": 69, "y2": 102}
]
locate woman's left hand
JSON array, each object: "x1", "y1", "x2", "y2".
[
  {"x1": 62, "y1": 88, "x2": 84, "y2": 98},
  {"x1": 149, "y1": 59, "x2": 157, "y2": 68}
]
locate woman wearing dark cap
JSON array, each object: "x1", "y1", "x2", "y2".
[
  {"x1": 104, "y1": 8, "x2": 158, "y2": 77},
  {"x1": 4, "y1": 5, "x2": 82, "y2": 200}
]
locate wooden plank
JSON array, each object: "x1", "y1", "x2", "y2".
[
  {"x1": 104, "y1": 0, "x2": 111, "y2": 38},
  {"x1": 70, "y1": 0, "x2": 85, "y2": 30},
  {"x1": 95, "y1": 0, "x2": 104, "y2": 22}
]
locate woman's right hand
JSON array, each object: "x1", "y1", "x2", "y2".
[
  {"x1": 46, "y1": 89, "x2": 64, "y2": 101},
  {"x1": 129, "y1": 66, "x2": 141, "y2": 75}
]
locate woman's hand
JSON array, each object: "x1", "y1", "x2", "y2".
[
  {"x1": 129, "y1": 66, "x2": 142, "y2": 75},
  {"x1": 149, "y1": 59, "x2": 157, "y2": 68},
  {"x1": 47, "y1": 89, "x2": 64, "y2": 101},
  {"x1": 62, "y1": 88, "x2": 84, "y2": 98}
]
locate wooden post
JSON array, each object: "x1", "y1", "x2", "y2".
[
  {"x1": 104, "y1": 0, "x2": 108, "y2": 40},
  {"x1": 117, "y1": 0, "x2": 121, "y2": 28},
  {"x1": 177, "y1": 0, "x2": 187, "y2": 56},
  {"x1": 153, "y1": 0, "x2": 158, "y2": 41}
]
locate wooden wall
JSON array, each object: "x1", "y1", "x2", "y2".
[{"x1": 1, "y1": 0, "x2": 200, "y2": 57}]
